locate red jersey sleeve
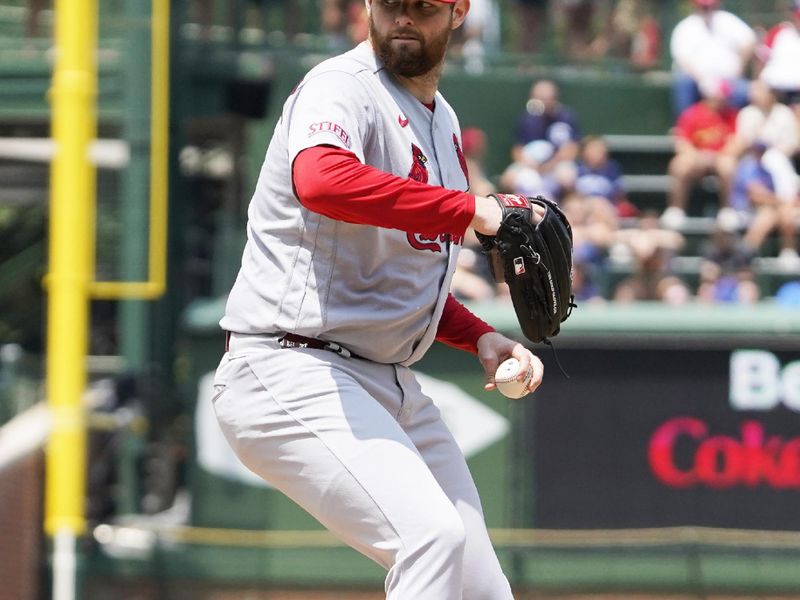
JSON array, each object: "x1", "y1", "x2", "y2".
[
  {"x1": 292, "y1": 145, "x2": 475, "y2": 236},
  {"x1": 435, "y1": 293, "x2": 495, "y2": 355}
]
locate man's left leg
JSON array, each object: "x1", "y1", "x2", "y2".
[{"x1": 395, "y1": 367, "x2": 514, "y2": 600}]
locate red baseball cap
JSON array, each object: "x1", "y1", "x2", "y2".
[{"x1": 692, "y1": 0, "x2": 719, "y2": 7}]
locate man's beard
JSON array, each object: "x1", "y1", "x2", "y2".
[{"x1": 370, "y1": 18, "x2": 452, "y2": 78}]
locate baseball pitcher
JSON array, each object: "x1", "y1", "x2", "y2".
[{"x1": 213, "y1": 1, "x2": 572, "y2": 597}]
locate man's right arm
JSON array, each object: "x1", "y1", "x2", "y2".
[{"x1": 292, "y1": 145, "x2": 502, "y2": 236}]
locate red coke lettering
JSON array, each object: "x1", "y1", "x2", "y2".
[{"x1": 648, "y1": 417, "x2": 800, "y2": 489}]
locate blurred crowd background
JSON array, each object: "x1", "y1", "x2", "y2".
[
  {"x1": 145, "y1": 0, "x2": 800, "y2": 308},
  {"x1": 442, "y1": 0, "x2": 800, "y2": 310}
]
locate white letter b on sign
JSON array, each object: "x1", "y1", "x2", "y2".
[
  {"x1": 781, "y1": 361, "x2": 800, "y2": 411},
  {"x1": 730, "y1": 350, "x2": 780, "y2": 411}
]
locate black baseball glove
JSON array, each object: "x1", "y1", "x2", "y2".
[{"x1": 476, "y1": 194, "x2": 575, "y2": 343}]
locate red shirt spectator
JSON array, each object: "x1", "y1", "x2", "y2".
[
  {"x1": 674, "y1": 101, "x2": 738, "y2": 152},
  {"x1": 661, "y1": 86, "x2": 739, "y2": 227}
]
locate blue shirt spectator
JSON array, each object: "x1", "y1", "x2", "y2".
[
  {"x1": 575, "y1": 159, "x2": 624, "y2": 202},
  {"x1": 775, "y1": 281, "x2": 800, "y2": 307},
  {"x1": 729, "y1": 153, "x2": 774, "y2": 213},
  {"x1": 573, "y1": 135, "x2": 638, "y2": 217},
  {"x1": 515, "y1": 107, "x2": 581, "y2": 150},
  {"x1": 512, "y1": 80, "x2": 581, "y2": 174}
]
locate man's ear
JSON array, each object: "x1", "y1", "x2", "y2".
[{"x1": 452, "y1": 0, "x2": 470, "y2": 30}]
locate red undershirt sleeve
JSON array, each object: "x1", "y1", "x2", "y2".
[
  {"x1": 292, "y1": 145, "x2": 475, "y2": 236},
  {"x1": 294, "y1": 146, "x2": 490, "y2": 353},
  {"x1": 435, "y1": 293, "x2": 495, "y2": 355}
]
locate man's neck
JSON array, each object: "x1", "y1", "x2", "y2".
[{"x1": 393, "y1": 63, "x2": 443, "y2": 104}]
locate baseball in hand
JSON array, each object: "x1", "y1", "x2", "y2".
[{"x1": 494, "y1": 357, "x2": 533, "y2": 399}]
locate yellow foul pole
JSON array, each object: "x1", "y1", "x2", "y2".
[
  {"x1": 45, "y1": 0, "x2": 98, "y2": 598},
  {"x1": 89, "y1": 0, "x2": 170, "y2": 301}
]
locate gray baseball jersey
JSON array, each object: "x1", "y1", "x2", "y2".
[{"x1": 221, "y1": 42, "x2": 471, "y2": 365}]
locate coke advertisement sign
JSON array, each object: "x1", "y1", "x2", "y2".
[
  {"x1": 528, "y1": 345, "x2": 800, "y2": 530},
  {"x1": 649, "y1": 418, "x2": 800, "y2": 489}
]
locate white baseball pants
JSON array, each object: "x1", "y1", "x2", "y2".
[{"x1": 212, "y1": 333, "x2": 514, "y2": 600}]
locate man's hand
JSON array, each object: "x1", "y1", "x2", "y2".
[{"x1": 476, "y1": 331, "x2": 544, "y2": 395}]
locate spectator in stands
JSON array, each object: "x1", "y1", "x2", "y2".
[
  {"x1": 661, "y1": 77, "x2": 738, "y2": 229},
  {"x1": 322, "y1": 0, "x2": 349, "y2": 50},
  {"x1": 461, "y1": 127, "x2": 496, "y2": 198},
  {"x1": 459, "y1": 0, "x2": 501, "y2": 74},
  {"x1": 500, "y1": 138, "x2": 566, "y2": 200},
  {"x1": 732, "y1": 79, "x2": 800, "y2": 160},
  {"x1": 561, "y1": 192, "x2": 617, "y2": 302},
  {"x1": 669, "y1": 0, "x2": 756, "y2": 116},
  {"x1": 697, "y1": 226, "x2": 760, "y2": 304},
  {"x1": 721, "y1": 141, "x2": 800, "y2": 269},
  {"x1": 512, "y1": 80, "x2": 581, "y2": 175},
  {"x1": 555, "y1": 0, "x2": 598, "y2": 59},
  {"x1": 346, "y1": 0, "x2": 369, "y2": 45},
  {"x1": 561, "y1": 192, "x2": 617, "y2": 267},
  {"x1": 612, "y1": 211, "x2": 690, "y2": 304},
  {"x1": 723, "y1": 79, "x2": 800, "y2": 266},
  {"x1": 513, "y1": 0, "x2": 548, "y2": 54},
  {"x1": 611, "y1": 209, "x2": 684, "y2": 265},
  {"x1": 573, "y1": 135, "x2": 638, "y2": 217},
  {"x1": 571, "y1": 262, "x2": 605, "y2": 303},
  {"x1": 775, "y1": 279, "x2": 800, "y2": 306},
  {"x1": 612, "y1": 250, "x2": 692, "y2": 304},
  {"x1": 756, "y1": 0, "x2": 800, "y2": 108},
  {"x1": 588, "y1": 0, "x2": 661, "y2": 69},
  {"x1": 451, "y1": 127, "x2": 498, "y2": 301},
  {"x1": 451, "y1": 247, "x2": 496, "y2": 301}
]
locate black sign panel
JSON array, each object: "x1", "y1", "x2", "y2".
[{"x1": 529, "y1": 343, "x2": 800, "y2": 530}]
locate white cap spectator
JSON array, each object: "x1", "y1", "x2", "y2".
[
  {"x1": 670, "y1": 0, "x2": 756, "y2": 115},
  {"x1": 757, "y1": 0, "x2": 800, "y2": 101}
]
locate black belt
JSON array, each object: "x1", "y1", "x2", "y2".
[{"x1": 225, "y1": 331, "x2": 361, "y2": 359}]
